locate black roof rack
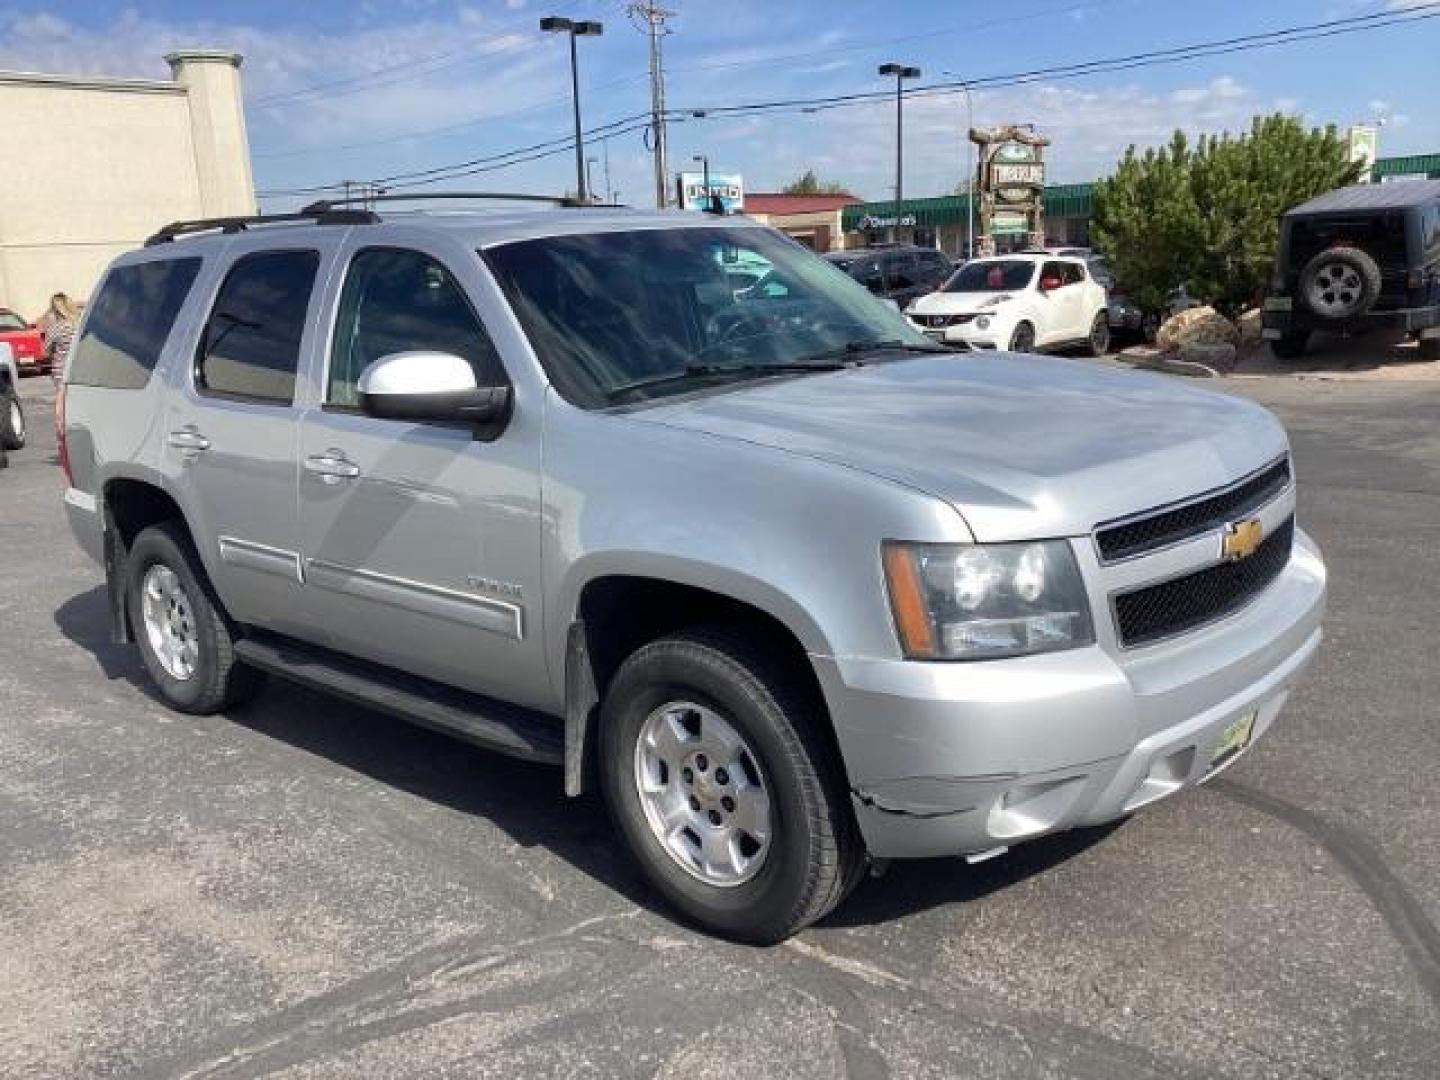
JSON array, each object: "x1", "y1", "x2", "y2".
[
  {"x1": 145, "y1": 207, "x2": 378, "y2": 247},
  {"x1": 299, "y1": 192, "x2": 624, "y2": 214}
]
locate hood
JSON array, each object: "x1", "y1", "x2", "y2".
[
  {"x1": 907, "y1": 291, "x2": 1014, "y2": 315},
  {"x1": 631, "y1": 354, "x2": 1288, "y2": 541}
]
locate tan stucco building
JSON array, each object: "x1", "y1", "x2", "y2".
[{"x1": 0, "y1": 50, "x2": 255, "y2": 317}]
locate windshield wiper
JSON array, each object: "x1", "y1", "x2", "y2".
[
  {"x1": 606, "y1": 360, "x2": 852, "y2": 402},
  {"x1": 795, "y1": 339, "x2": 950, "y2": 365}
]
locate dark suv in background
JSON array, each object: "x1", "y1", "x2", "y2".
[
  {"x1": 824, "y1": 245, "x2": 954, "y2": 307},
  {"x1": 1263, "y1": 180, "x2": 1440, "y2": 359}
]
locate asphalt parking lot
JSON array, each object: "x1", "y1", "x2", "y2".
[{"x1": 2, "y1": 371, "x2": 1438, "y2": 1079}]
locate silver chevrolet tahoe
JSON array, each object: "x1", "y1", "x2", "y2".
[{"x1": 59, "y1": 199, "x2": 1326, "y2": 943}]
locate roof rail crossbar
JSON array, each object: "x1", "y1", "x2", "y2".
[
  {"x1": 300, "y1": 192, "x2": 623, "y2": 214},
  {"x1": 144, "y1": 207, "x2": 379, "y2": 247}
]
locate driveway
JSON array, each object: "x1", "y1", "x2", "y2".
[{"x1": 2, "y1": 374, "x2": 1437, "y2": 1079}]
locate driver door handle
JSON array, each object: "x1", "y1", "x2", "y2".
[
  {"x1": 167, "y1": 426, "x2": 210, "y2": 455},
  {"x1": 304, "y1": 449, "x2": 361, "y2": 484}
]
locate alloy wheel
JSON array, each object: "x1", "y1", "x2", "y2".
[
  {"x1": 141, "y1": 564, "x2": 200, "y2": 681},
  {"x1": 633, "y1": 700, "x2": 772, "y2": 887},
  {"x1": 1306, "y1": 261, "x2": 1364, "y2": 318}
]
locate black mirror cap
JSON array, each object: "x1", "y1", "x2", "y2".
[{"x1": 359, "y1": 385, "x2": 513, "y2": 440}]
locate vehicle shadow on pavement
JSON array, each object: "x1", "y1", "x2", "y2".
[
  {"x1": 55, "y1": 583, "x2": 1120, "y2": 933},
  {"x1": 54, "y1": 586, "x2": 152, "y2": 686},
  {"x1": 823, "y1": 822, "x2": 1123, "y2": 930}
]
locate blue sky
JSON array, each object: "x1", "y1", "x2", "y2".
[{"x1": 0, "y1": 1, "x2": 1435, "y2": 208}]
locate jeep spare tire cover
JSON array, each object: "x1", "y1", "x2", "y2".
[{"x1": 1298, "y1": 246, "x2": 1382, "y2": 321}]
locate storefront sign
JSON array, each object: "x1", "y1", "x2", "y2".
[
  {"x1": 991, "y1": 211, "x2": 1029, "y2": 236},
  {"x1": 970, "y1": 125, "x2": 1051, "y2": 254},
  {"x1": 679, "y1": 172, "x2": 745, "y2": 213},
  {"x1": 992, "y1": 163, "x2": 1045, "y2": 186},
  {"x1": 858, "y1": 213, "x2": 917, "y2": 230}
]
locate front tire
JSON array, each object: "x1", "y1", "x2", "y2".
[
  {"x1": 126, "y1": 521, "x2": 262, "y2": 714},
  {"x1": 600, "y1": 626, "x2": 861, "y2": 944},
  {"x1": 1418, "y1": 334, "x2": 1440, "y2": 361},
  {"x1": 1008, "y1": 321, "x2": 1036, "y2": 353},
  {"x1": 0, "y1": 388, "x2": 24, "y2": 451}
]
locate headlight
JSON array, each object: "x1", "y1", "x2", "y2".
[
  {"x1": 882, "y1": 540, "x2": 1094, "y2": 659},
  {"x1": 975, "y1": 315, "x2": 991, "y2": 330}
]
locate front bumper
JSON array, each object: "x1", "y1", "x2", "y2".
[
  {"x1": 812, "y1": 528, "x2": 1326, "y2": 859},
  {"x1": 910, "y1": 319, "x2": 1004, "y2": 351}
]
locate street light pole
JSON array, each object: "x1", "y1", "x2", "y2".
[
  {"x1": 587, "y1": 156, "x2": 599, "y2": 203},
  {"x1": 541, "y1": 16, "x2": 604, "y2": 202},
  {"x1": 943, "y1": 72, "x2": 977, "y2": 259},
  {"x1": 878, "y1": 63, "x2": 920, "y2": 242},
  {"x1": 692, "y1": 153, "x2": 710, "y2": 210}
]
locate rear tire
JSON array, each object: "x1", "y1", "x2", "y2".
[
  {"x1": 1269, "y1": 331, "x2": 1310, "y2": 360},
  {"x1": 0, "y1": 387, "x2": 24, "y2": 451},
  {"x1": 1083, "y1": 311, "x2": 1111, "y2": 357},
  {"x1": 1418, "y1": 335, "x2": 1440, "y2": 361},
  {"x1": 126, "y1": 521, "x2": 263, "y2": 714},
  {"x1": 600, "y1": 625, "x2": 861, "y2": 944}
]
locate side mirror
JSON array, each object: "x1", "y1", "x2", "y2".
[
  {"x1": 1039, "y1": 276, "x2": 1063, "y2": 293},
  {"x1": 358, "y1": 351, "x2": 511, "y2": 438}
]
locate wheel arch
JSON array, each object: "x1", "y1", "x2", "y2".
[
  {"x1": 99, "y1": 470, "x2": 209, "y2": 643},
  {"x1": 559, "y1": 560, "x2": 843, "y2": 798}
]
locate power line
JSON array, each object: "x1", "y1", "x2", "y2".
[{"x1": 258, "y1": 5, "x2": 1439, "y2": 198}]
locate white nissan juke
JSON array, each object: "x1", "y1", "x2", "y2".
[{"x1": 906, "y1": 253, "x2": 1111, "y2": 355}]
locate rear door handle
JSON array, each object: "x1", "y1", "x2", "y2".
[
  {"x1": 304, "y1": 449, "x2": 361, "y2": 484},
  {"x1": 167, "y1": 427, "x2": 210, "y2": 454}
]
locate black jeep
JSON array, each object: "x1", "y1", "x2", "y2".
[{"x1": 1262, "y1": 179, "x2": 1440, "y2": 360}]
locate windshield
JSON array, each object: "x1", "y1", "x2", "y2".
[
  {"x1": 944, "y1": 260, "x2": 1035, "y2": 293},
  {"x1": 485, "y1": 227, "x2": 934, "y2": 407},
  {"x1": 0, "y1": 311, "x2": 27, "y2": 331}
]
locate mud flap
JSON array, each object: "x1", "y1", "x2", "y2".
[
  {"x1": 564, "y1": 620, "x2": 599, "y2": 796},
  {"x1": 103, "y1": 505, "x2": 132, "y2": 645}
]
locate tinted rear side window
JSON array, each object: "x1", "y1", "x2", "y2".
[
  {"x1": 197, "y1": 250, "x2": 319, "y2": 403},
  {"x1": 68, "y1": 258, "x2": 202, "y2": 389}
]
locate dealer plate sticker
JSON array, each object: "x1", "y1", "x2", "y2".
[{"x1": 1210, "y1": 709, "x2": 1258, "y2": 771}]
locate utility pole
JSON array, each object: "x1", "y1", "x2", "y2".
[{"x1": 630, "y1": 2, "x2": 674, "y2": 209}]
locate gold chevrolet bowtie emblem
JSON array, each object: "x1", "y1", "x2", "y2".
[{"x1": 1221, "y1": 518, "x2": 1264, "y2": 561}]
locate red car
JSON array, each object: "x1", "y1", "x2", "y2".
[{"x1": 0, "y1": 308, "x2": 47, "y2": 374}]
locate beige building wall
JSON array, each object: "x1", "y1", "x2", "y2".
[{"x1": 0, "y1": 51, "x2": 255, "y2": 318}]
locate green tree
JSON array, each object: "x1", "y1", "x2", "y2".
[
  {"x1": 782, "y1": 169, "x2": 848, "y2": 195},
  {"x1": 1092, "y1": 114, "x2": 1362, "y2": 319}
]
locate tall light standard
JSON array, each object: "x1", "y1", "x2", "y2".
[
  {"x1": 540, "y1": 16, "x2": 604, "y2": 201},
  {"x1": 942, "y1": 72, "x2": 976, "y2": 259},
  {"x1": 692, "y1": 153, "x2": 710, "y2": 210},
  {"x1": 878, "y1": 62, "x2": 921, "y2": 241},
  {"x1": 586, "y1": 156, "x2": 599, "y2": 203}
]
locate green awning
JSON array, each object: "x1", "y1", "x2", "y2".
[
  {"x1": 1372, "y1": 154, "x2": 1440, "y2": 180},
  {"x1": 842, "y1": 185, "x2": 1096, "y2": 231},
  {"x1": 837, "y1": 152, "x2": 1438, "y2": 231}
]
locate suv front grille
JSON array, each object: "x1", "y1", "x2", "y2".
[
  {"x1": 1112, "y1": 517, "x2": 1294, "y2": 648},
  {"x1": 921, "y1": 313, "x2": 976, "y2": 328},
  {"x1": 1095, "y1": 458, "x2": 1290, "y2": 563}
]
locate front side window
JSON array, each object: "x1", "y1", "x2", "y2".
[
  {"x1": 329, "y1": 248, "x2": 503, "y2": 409},
  {"x1": 68, "y1": 258, "x2": 202, "y2": 389},
  {"x1": 943, "y1": 260, "x2": 1036, "y2": 293},
  {"x1": 484, "y1": 226, "x2": 935, "y2": 408},
  {"x1": 196, "y1": 250, "x2": 319, "y2": 404}
]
